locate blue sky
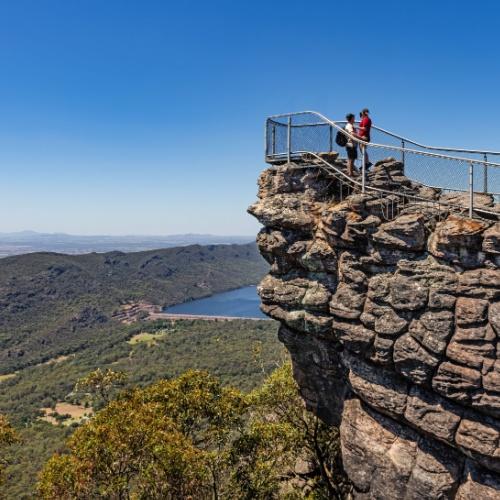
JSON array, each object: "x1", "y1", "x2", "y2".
[{"x1": 1, "y1": 0, "x2": 500, "y2": 235}]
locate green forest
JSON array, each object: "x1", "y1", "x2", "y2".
[
  {"x1": 2, "y1": 359, "x2": 350, "y2": 499},
  {"x1": 0, "y1": 243, "x2": 267, "y2": 373},
  {"x1": 1, "y1": 318, "x2": 287, "y2": 498},
  {"x1": 0, "y1": 243, "x2": 278, "y2": 497},
  {"x1": 0, "y1": 243, "x2": 349, "y2": 498}
]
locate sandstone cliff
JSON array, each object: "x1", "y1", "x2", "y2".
[{"x1": 249, "y1": 156, "x2": 500, "y2": 499}]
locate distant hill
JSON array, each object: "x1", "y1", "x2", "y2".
[
  {"x1": 0, "y1": 231, "x2": 254, "y2": 257},
  {"x1": 0, "y1": 242, "x2": 267, "y2": 373}
]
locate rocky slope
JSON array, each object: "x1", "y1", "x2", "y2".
[{"x1": 249, "y1": 156, "x2": 500, "y2": 498}]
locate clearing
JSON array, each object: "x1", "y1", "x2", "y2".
[
  {"x1": 40, "y1": 402, "x2": 93, "y2": 426},
  {"x1": 127, "y1": 330, "x2": 169, "y2": 346},
  {"x1": 0, "y1": 373, "x2": 16, "y2": 383}
]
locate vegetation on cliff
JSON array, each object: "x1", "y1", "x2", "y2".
[{"x1": 37, "y1": 364, "x2": 349, "y2": 499}]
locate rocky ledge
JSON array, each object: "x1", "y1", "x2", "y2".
[{"x1": 249, "y1": 157, "x2": 500, "y2": 499}]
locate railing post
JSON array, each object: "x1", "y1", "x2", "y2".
[
  {"x1": 329, "y1": 125, "x2": 333, "y2": 153},
  {"x1": 287, "y1": 116, "x2": 292, "y2": 163},
  {"x1": 264, "y1": 120, "x2": 269, "y2": 159},
  {"x1": 361, "y1": 144, "x2": 366, "y2": 194},
  {"x1": 401, "y1": 139, "x2": 405, "y2": 172},
  {"x1": 469, "y1": 161, "x2": 474, "y2": 218},
  {"x1": 483, "y1": 154, "x2": 488, "y2": 194},
  {"x1": 272, "y1": 124, "x2": 276, "y2": 156}
]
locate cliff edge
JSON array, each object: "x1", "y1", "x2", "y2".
[{"x1": 249, "y1": 156, "x2": 500, "y2": 499}]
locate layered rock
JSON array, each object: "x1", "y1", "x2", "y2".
[{"x1": 249, "y1": 157, "x2": 500, "y2": 498}]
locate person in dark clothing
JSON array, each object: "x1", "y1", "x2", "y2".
[{"x1": 344, "y1": 113, "x2": 358, "y2": 176}]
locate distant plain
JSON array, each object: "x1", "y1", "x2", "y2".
[{"x1": 0, "y1": 231, "x2": 254, "y2": 257}]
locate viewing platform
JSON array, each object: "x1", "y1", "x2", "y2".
[{"x1": 264, "y1": 111, "x2": 500, "y2": 221}]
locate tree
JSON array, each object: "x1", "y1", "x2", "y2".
[
  {"x1": 230, "y1": 363, "x2": 350, "y2": 499},
  {"x1": 38, "y1": 402, "x2": 209, "y2": 499},
  {"x1": 38, "y1": 370, "x2": 246, "y2": 499},
  {"x1": 38, "y1": 365, "x2": 350, "y2": 499},
  {"x1": 74, "y1": 368, "x2": 127, "y2": 407},
  {"x1": 0, "y1": 415, "x2": 18, "y2": 487}
]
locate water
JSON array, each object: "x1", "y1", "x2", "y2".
[{"x1": 163, "y1": 286, "x2": 266, "y2": 319}]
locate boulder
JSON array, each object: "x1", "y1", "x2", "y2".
[
  {"x1": 372, "y1": 213, "x2": 426, "y2": 251},
  {"x1": 408, "y1": 310, "x2": 454, "y2": 355},
  {"x1": 433, "y1": 362, "x2": 482, "y2": 403},
  {"x1": 329, "y1": 283, "x2": 366, "y2": 319},
  {"x1": 428, "y1": 215, "x2": 490, "y2": 267},
  {"x1": 483, "y1": 223, "x2": 500, "y2": 254},
  {"x1": 394, "y1": 334, "x2": 440, "y2": 385},
  {"x1": 455, "y1": 297, "x2": 489, "y2": 326},
  {"x1": 404, "y1": 385, "x2": 462, "y2": 443},
  {"x1": 389, "y1": 275, "x2": 428, "y2": 311}
]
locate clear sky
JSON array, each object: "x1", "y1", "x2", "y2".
[{"x1": 1, "y1": 0, "x2": 500, "y2": 235}]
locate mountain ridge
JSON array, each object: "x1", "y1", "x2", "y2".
[{"x1": 0, "y1": 242, "x2": 267, "y2": 373}]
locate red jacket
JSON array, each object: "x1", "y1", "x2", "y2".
[{"x1": 359, "y1": 116, "x2": 372, "y2": 141}]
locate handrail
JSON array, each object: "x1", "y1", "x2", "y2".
[
  {"x1": 290, "y1": 151, "x2": 499, "y2": 220},
  {"x1": 338, "y1": 121, "x2": 500, "y2": 157},
  {"x1": 266, "y1": 111, "x2": 500, "y2": 168},
  {"x1": 264, "y1": 110, "x2": 500, "y2": 218},
  {"x1": 267, "y1": 110, "x2": 500, "y2": 157}
]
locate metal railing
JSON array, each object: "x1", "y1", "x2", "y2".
[
  {"x1": 289, "y1": 151, "x2": 485, "y2": 222},
  {"x1": 265, "y1": 111, "x2": 500, "y2": 218},
  {"x1": 337, "y1": 120, "x2": 500, "y2": 195}
]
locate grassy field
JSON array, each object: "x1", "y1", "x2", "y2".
[{"x1": 127, "y1": 330, "x2": 168, "y2": 346}]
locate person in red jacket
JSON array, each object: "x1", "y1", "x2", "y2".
[{"x1": 358, "y1": 108, "x2": 372, "y2": 169}]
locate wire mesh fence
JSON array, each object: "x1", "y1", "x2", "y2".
[{"x1": 265, "y1": 112, "x2": 500, "y2": 206}]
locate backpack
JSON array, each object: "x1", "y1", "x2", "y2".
[{"x1": 335, "y1": 128, "x2": 348, "y2": 147}]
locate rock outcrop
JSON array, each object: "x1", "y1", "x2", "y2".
[{"x1": 249, "y1": 157, "x2": 500, "y2": 498}]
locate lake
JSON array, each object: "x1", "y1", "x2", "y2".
[{"x1": 163, "y1": 286, "x2": 267, "y2": 319}]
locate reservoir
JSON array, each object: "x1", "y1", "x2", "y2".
[{"x1": 163, "y1": 286, "x2": 266, "y2": 319}]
